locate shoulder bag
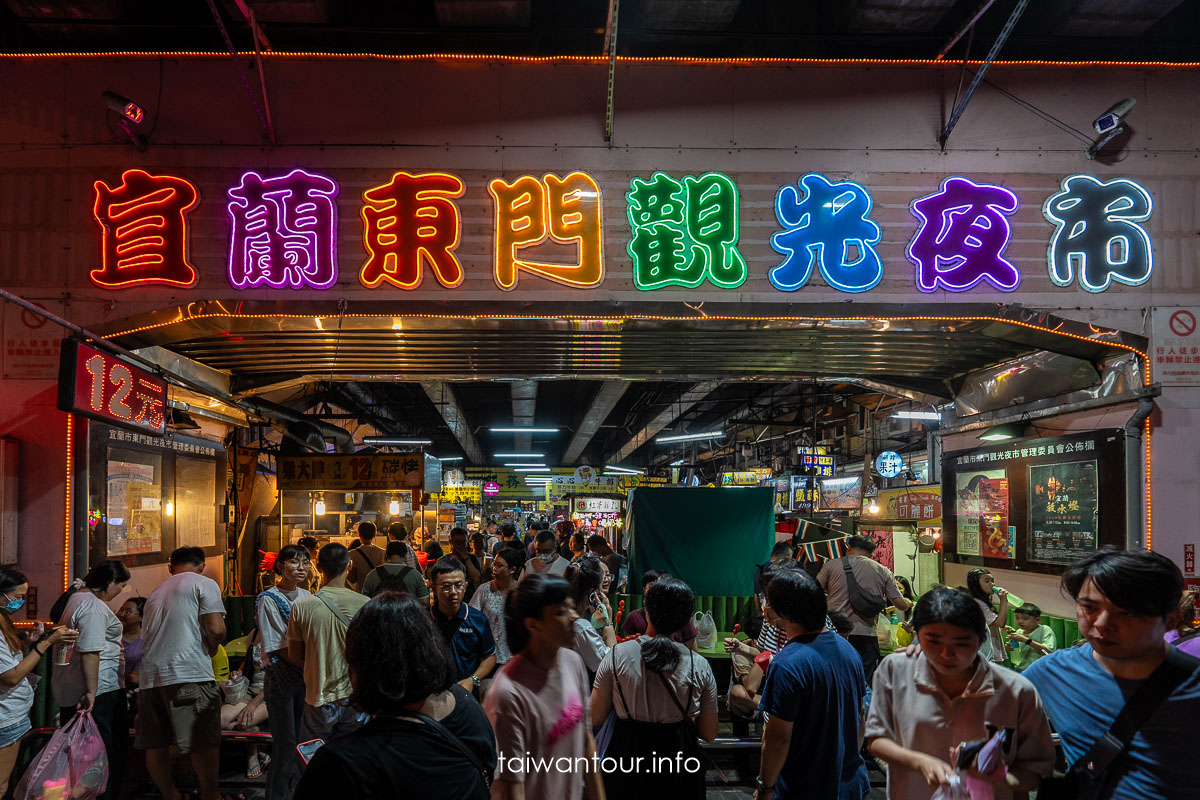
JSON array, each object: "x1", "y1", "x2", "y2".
[
  {"x1": 841, "y1": 558, "x2": 888, "y2": 618},
  {"x1": 398, "y1": 708, "x2": 493, "y2": 790},
  {"x1": 315, "y1": 591, "x2": 354, "y2": 629},
  {"x1": 1038, "y1": 647, "x2": 1198, "y2": 800}
]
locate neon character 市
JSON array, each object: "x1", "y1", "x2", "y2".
[
  {"x1": 360, "y1": 172, "x2": 465, "y2": 289},
  {"x1": 907, "y1": 176, "x2": 1020, "y2": 293},
  {"x1": 627, "y1": 172, "x2": 747, "y2": 290},
  {"x1": 770, "y1": 174, "x2": 882, "y2": 293},
  {"x1": 91, "y1": 169, "x2": 199, "y2": 289},
  {"x1": 227, "y1": 169, "x2": 340, "y2": 289},
  {"x1": 489, "y1": 172, "x2": 603, "y2": 290},
  {"x1": 1043, "y1": 175, "x2": 1152, "y2": 292}
]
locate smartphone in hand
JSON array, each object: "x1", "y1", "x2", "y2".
[{"x1": 297, "y1": 738, "x2": 325, "y2": 764}]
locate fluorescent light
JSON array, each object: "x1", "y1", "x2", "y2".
[
  {"x1": 494, "y1": 453, "x2": 544, "y2": 458},
  {"x1": 504, "y1": 462, "x2": 546, "y2": 468},
  {"x1": 489, "y1": 427, "x2": 559, "y2": 434},
  {"x1": 363, "y1": 436, "x2": 432, "y2": 445},
  {"x1": 977, "y1": 422, "x2": 1028, "y2": 442},
  {"x1": 656, "y1": 431, "x2": 723, "y2": 444},
  {"x1": 892, "y1": 411, "x2": 941, "y2": 421},
  {"x1": 437, "y1": 456, "x2": 463, "y2": 462},
  {"x1": 514, "y1": 467, "x2": 551, "y2": 472},
  {"x1": 604, "y1": 465, "x2": 643, "y2": 475},
  {"x1": 670, "y1": 459, "x2": 685, "y2": 466}
]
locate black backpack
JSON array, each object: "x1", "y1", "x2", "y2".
[{"x1": 372, "y1": 564, "x2": 415, "y2": 595}]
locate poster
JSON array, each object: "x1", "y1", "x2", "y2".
[
  {"x1": 860, "y1": 529, "x2": 894, "y2": 571},
  {"x1": 107, "y1": 460, "x2": 156, "y2": 556},
  {"x1": 1029, "y1": 461, "x2": 1099, "y2": 565},
  {"x1": 819, "y1": 476, "x2": 861, "y2": 510},
  {"x1": 125, "y1": 483, "x2": 162, "y2": 554},
  {"x1": 955, "y1": 470, "x2": 1010, "y2": 558}
]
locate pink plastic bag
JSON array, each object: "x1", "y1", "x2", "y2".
[{"x1": 15, "y1": 711, "x2": 108, "y2": 800}]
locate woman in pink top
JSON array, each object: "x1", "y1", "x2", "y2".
[{"x1": 865, "y1": 588, "x2": 1055, "y2": 800}]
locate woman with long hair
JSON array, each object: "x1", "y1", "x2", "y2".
[
  {"x1": 54, "y1": 559, "x2": 131, "y2": 800},
  {"x1": 485, "y1": 574, "x2": 602, "y2": 800},
  {"x1": 590, "y1": 577, "x2": 718, "y2": 799},
  {"x1": 469, "y1": 547, "x2": 524, "y2": 672},
  {"x1": 0, "y1": 566, "x2": 78, "y2": 795},
  {"x1": 255, "y1": 543, "x2": 312, "y2": 799},
  {"x1": 965, "y1": 568, "x2": 1008, "y2": 662},
  {"x1": 565, "y1": 556, "x2": 616, "y2": 675},
  {"x1": 866, "y1": 588, "x2": 1054, "y2": 799},
  {"x1": 295, "y1": 592, "x2": 496, "y2": 799}
]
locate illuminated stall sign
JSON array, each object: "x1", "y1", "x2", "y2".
[
  {"x1": 871, "y1": 486, "x2": 942, "y2": 525},
  {"x1": 722, "y1": 468, "x2": 773, "y2": 486},
  {"x1": 57, "y1": 339, "x2": 167, "y2": 435},
  {"x1": 790, "y1": 476, "x2": 820, "y2": 511},
  {"x1": 87, "y1": 169, "x2": 1154, "y2": 294},
  {"x1": 801, "y1": 452, "x2": 836, "y2": 477},
  {"x1": 435, "y1": 484, "x2": 482, "y2": 505},
  {"x1": 575, "y1": 497, "x2": 621, "y2": 514},
  {"x1": 277, "y1": 453, "x2": 423, "y2": 491}
]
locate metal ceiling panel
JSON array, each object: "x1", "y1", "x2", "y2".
[
  {"x1": 842, "y1": 0, "x2": 958, "y2": 33},
  {"x1": 639, "y1": 0, "x2": 743, "y2": 32},
  {"x1": 433, "y1": 0, "x2": 531, "y2": 27},
  {"x1": 1054, "y1": 0, "x2": 1185, "y2": 37}
]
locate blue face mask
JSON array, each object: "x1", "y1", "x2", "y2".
[{"x1": 2, "y1": 596, "x2": 23, "y2": 614}]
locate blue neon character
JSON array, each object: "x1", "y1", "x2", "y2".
[
  {"x1": 1043, "y1": 175, "x2": 1153, "y2": 293},
  {"x1": 908, "y1": 176, "x2": 1020, "y2": 293},
  {"x1": 770, "y1": 174, "x2": 883, "y2": 293}
]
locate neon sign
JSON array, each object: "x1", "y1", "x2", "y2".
[
  {"x1": 226, "y1": 169, "x2": 340, "y2": 290},
  {"x1": 1043, "y1": 175, "x2": 1153, "y2": 293},
  {"x1": 770, "y1": 173, "x2": 883, "y2": 293},
  {"x1": 489, "y1": 172, "x2": 604, "y2": 290},
  {"x1": 91, "y1": 169, "x2": 199, "y2": 289},
  {"x1": 626, "y1": 171, "x2": 747, "y2": 290},
  {"x1": 908, "y1": 176, "x2": 1020, "y2": 293},
  {"x1": 57, "y1": 339, "x2": 167, "y2": 435},
  {"x1": 360, "y1": 171, "x2": 465, "y2": 289}
]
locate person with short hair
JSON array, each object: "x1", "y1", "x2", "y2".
[
  {"x1": 431, "y1": 557, "x2": 496, "y2": 697},
  {"x1": 255, "y1": 543, "x2": 312, "y2": 800},
  {"x1": 817, "y1": 534, "x2": 910, "y2": 683},
  {"x1": 522, "y1": 529, "x2": 571, "y2": 581},
  {"x1": 387, "y1": 521, "x2": 422, "y2": 571},
  {"x1": 448, "y1": 527, "x2": 484, "y2": 600},
  {"x1": 755, "y1": 569, "x2": 870, "y2": 800},
  {"x1": 1023, "y1": 547, "x2": 1200, "y2": 798},
  {"x1": 297, "y1": 536, "x2": 321, "y2": 591},
  {"x1": 866, "y1": 588, "x2": 1054, "y2": 799},
  {"x1": 346, "y1": 521, "x2": 386, "y2": 593},
  {"x1": 622, "y1": 569, "x2": 698, "y2": 648},
  {"x1": 294, "y1": 593, "x2": 497, "y2": 800},
  {"x1": 136, "y1": 547, "x2": 227, "y2": 800},
  {"x1": 286, "y1": 542, "x2": 370, "y2": 781},
  {"x1": 362, "y1": 541, "x2": 429, "y2": 600},
  {"x1": 54, "y1": 559, "x2": 131, "y2": 800},
  {"x1": 485, "y1": 574, "x2": 602, "y2": 800},
  {"x1": 492, "y1": 522, "x2": 518, "y2": 557},
  {"x1": 1006, "y1": 603, "x2": 1056, "y2": 672},
  {"x1": 592, "y1": 577, "x2": 717, "y2": 799}
]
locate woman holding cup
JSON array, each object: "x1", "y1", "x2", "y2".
[
  {"x1": 53, "y1": 559, "x2": 130, "y2": 800},
  {"x1": 0, "y1": 565, "x2": 78, "y2": 795}
]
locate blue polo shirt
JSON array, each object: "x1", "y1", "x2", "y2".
[
  {"x1": 433, "y1": 601, "x2": 496, "y2": 681},
  {"x1": 1024, "y1": 643, "x2": 1200, "y2": 799},
  {"x1": 758, "y1": 630, "x2": 870, "y2": 800}
]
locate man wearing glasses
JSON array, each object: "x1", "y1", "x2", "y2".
[{"x1": 431, "y1": 557, "x2": 496, "y2": 698}]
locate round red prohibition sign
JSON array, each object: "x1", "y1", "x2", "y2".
[
  {"x1": 1170, "y1": 310, "x2": 1197, "y2": 337},
  {"x1": 20, "y1": 306, "x2": 48, "y2": 329}
]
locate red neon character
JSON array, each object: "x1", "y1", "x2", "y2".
[
  {"x1": 360, "y1": 172, "x2": 465, "y2": 289},
  {"x1": 131, "y1": 378, "x2": 166, "y2": 430},
  {"x1": 489, "y1": 172, "x2": 604, "y2": 291},
  {"x1": 91, "y1": 169, "x2": 199, "y2": 289}
]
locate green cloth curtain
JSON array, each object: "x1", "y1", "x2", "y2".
[{"x1": 626, "y1": 487, "x2": 774, "y2": 596}]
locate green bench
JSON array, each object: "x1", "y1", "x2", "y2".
[{"x1": 1005, "y1": 608, "x2": 1081, "y2": 652}]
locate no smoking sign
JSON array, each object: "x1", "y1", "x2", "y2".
[
  {"x1": 1169, "y1": 310, "x2": 1196, "y2": 337},
  {"x1": 1153, "y1": 307, "x2": 1200, "y2": 387}
]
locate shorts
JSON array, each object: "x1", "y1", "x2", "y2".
[
  {"x1": 0, "y1": 718, "x2": 30, "y2": 749},
  {"x1": 135, "y1": 681, "x2": 221, "y2": 753}
]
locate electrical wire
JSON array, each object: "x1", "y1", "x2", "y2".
[{"x1": 972, "y1": 69, "x2": 1095, "y2": 145}]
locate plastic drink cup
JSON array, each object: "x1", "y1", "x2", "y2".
[{"x1": 52, "y1": 640, "x2": 74, "y2": 666}]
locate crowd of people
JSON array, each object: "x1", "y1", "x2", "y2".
[{"x1": 0, "y1": 519, "x2": 1194, "y2": 800}]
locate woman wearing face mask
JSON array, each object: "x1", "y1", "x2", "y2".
[
  {"x1": 0, "y1": 566, "x2": 78, "y2": 795},
  {"x1": 866, "y1": 588, "x2": 1054, "y2": 799},
  {"x1": 966, "y1": 568, "x2": 1009, "y2": 663},
  {"x1": 54, "y1": 559, "x2": 131, "y2": 800},
  {"x1": 255, "y1": 544, "x2": 312, "y2": 800}
]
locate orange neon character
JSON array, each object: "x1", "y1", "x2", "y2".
[
  {"x1": 360, "y1": 172, "x2": 466, "y2": 289},
  {"x1": 91, "y1": 169, "x2": 199, "y2": 289},
  {"x1": 488, "y1": 172, "x2": 603, "y2": 290}
]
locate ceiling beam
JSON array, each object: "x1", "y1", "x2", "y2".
[
  {"x1": 563, "y1": 381, "x2": 631, "y2": 464},
  {"x1": 420, "y1": 381, "x2": 483, "y2": 463},
  {"x1": 510, "y1": 380, "x2": 538, "y2": 453},
  {"x1": 606, "y1": 381, "x2": 722, "y2": 464}
]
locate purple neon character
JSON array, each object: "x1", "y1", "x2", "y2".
[
  {"x1": 907, "y1": 176, "x2": 1020, "y2": 293},
  {"x1": 227, "y1": 168, "x2": 340, "y2": 289}
]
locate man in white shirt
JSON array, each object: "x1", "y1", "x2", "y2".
[
  {"x1": 135, "y1": 547, "x2": 226, "y2": 800},
  {"x1": 520, "y1": 530, "x2": 570, "y2": 582}
]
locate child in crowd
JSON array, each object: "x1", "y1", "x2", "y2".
[
  {"x1": 965, "y1": 568, "x2": 1009, "y2": 663},
  {"x1": 866, "y1": 588, "x2": 1054, "y2": 800},
  {"x1": 1006, "y1": 603, "x2": 1056, "y2": 672}
]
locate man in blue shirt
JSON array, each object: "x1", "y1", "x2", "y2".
[
  {"x1": 430, "y1": 557, "x2": 496, "y2": 698},
  {"x1": 1024, "y1": 547, "x2": 1200, "y2": 799},
  {"x1": 756, "y1": 569, "x2": 870, "y2": 800}
]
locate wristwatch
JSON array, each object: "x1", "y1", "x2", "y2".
[
  {"x1": 755, "y1": 776, "x2": 774, "y2": 794},
  {"x1": 471, "y1": 674, "x2": 481, "y2": 691}
]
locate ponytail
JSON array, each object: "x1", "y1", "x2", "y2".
[{"x1": 642, "y1": 578, "x2": 694, "y2": 674}]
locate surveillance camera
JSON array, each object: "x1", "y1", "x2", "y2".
[
  {"x1": 1093, "y1": 98, "x2": 1135, "y2": 134},
  {"x1": 102, "y1": 90, "x2": 145, "y2": 125}
]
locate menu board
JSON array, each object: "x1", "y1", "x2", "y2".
[
  {"x1": 819, "y1": 476, "x2": 861, "y2": 510},
  {"x1": 1029, "y1": 461, "x2": 1100, "y2": 565},
  {"x1": 955, "y1": 470, "x2": 1011, "y2": 559}
]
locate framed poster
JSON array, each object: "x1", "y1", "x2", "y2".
[
  {"x1": 954, "y1": 470, "x2": 1010, "y2": 557},
  {"x1": 1028, "y1": 461, "x2": 1100, "y2": 565}
]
